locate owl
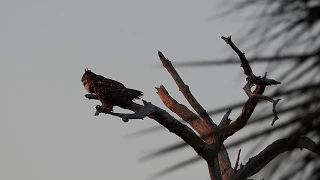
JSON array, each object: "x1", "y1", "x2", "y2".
[{"x1": 81, "y1": 69, "x2": 143, "y2": 111}]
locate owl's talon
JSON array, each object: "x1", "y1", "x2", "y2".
[
  {"x1": 94, "y1": 105, "x2": 113, "y2": 116},
  {"x1": 94, "y1": 105, "x2": 103, "y2": 116}
]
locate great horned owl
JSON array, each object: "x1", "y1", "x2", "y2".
[{"x1": 81, "y1": 69, "x2": 143, "y2": 111}]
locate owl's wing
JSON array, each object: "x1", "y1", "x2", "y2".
[{"x1": 93, "y1": 76, "x2": 127, "y2": 105}]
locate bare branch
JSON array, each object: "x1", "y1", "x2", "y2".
[
  {"x1": 233, "y1": 149, "x2": 242, "y2": 174},
  {"x1": 86, "y1": 84, "x2": 233, "y2": 180},
  {"x1": 243, "y1": 81, "x2": 281, "y2": 125},
  {"x1": 221, "y1": 36, "x2": 254, "y2": 77},
  {"x1": 271, "y1": 99, "x2": 281, "y2": 126},
  {"x1": 156, "y1": 85, "x2": 213, "y2": 141},
  {"x1": 155, "y1": 85, "x2": 233, "y2": 179},
  {"x1": 155, "y1": 85, "x2": 200, "y2": 122},
  {"x1": 219, "y1": 108, "x2": 232, "y2": 127},
  {"x1": 218, "y1": 74, "x2": 265, "y2": 139},
  {"x1": 94, "y1": 79, "x2": 318, "y2": 135},
  {"x1": 158, "y1": 51, "x2": 216, "y2": 128},
  {"x1": 132, "y1": 102, "x2": 211, "y2": 159},
  {"x1": 94, "y1": 100, "x2": 156, "y2": 122},
  {"x1": 163, "y1": 110, "x2": 307, "y2": 154},
  {"x1": 234, "y1": 136, "x2": 320, "y2": 179},
  {"x1": 84, "y1": 94, "x2": 209, "y2": 160},
  {"x1": 157, "y1": 50, "x2": 236, "y2": 179}
]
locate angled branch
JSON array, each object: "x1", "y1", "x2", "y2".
[
  {"x1": 156, "y1": 85, "x2": 213, "y2": 139},
  {"x1": 156, "y1": 85, "x2": 233, "y2": 179},
  {"x1": 243, "y1": 81, "x2": 281, "y2": 125},
  {"x1": 94, "y1": 100, "x2": 156, "y2": 122},
  {"x1": 84, "y1": 94, "x2": 209, "y2": 159},
  {"x1": 158, "y1": 51, "x2": 216, "y2": 128},
  {"x1": 233, "y1": 136, "x2": 320, "y2": 179},
  {"x1": 218, "y1": 36, "x2": 281, "y2": 140},
  {"x1": 155, "y1": 71, "x2": 234, "y2": 179},
  {"x1": 221, "y1": 36, "x2": 254, "y2": 77}
]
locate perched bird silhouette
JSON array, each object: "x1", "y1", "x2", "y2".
[{"x1": 81, "y1": 69, "x2": 143, "y2": 111}]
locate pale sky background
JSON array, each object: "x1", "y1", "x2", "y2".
[{"x1": 0, "y1": 0, "x2": 276, "y2": 179}]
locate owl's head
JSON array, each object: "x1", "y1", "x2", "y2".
[{"x1": 81, "y1": 69, "x2": 96, "y2": 93}]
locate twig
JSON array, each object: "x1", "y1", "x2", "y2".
[
  {"x1": 271, "y1": 99, "x2": 281, "y2": 126},
  {"x1": 242, "y1": 81, "x2": 281, "y2": 125},
  {"x1": 219, "y1": 108, "x2": 232, "y2": 127},
  {"x1": 221, "y1": 36, "x2": 254, "y2": 77},
  {"x1": 233, "y1": 149, "x2": 241, "y2": 174},
  {"x1": 218, "y1": 36, "x2": 281, "y2": 140}
]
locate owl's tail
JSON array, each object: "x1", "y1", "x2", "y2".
[{"x1": 128, "y1": 88, "x2": 143, "y2": 99}]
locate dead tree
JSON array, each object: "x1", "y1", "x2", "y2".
[{"x1": 84, "y1": 36, "x2": 320, "y2": 180}]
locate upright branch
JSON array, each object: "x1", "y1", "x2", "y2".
[
  {"x1": 155, "y1": 85, "x2": 212, "y2": 138},
  {"x1": 157, "y1": 52, "x2": 234, "y2": 179},
  {"x1": 217, "y1": 36, "x2": 282, "y2": 140},
  {"x1": 219, "y1": 108, "x2": 232, "y2": 127},
  {"x1": 221, "y1": 36, "x2": 254, "y2": 77},
  {"x1": 158, "y1": 51, "x2": 216, "y2": 128}
]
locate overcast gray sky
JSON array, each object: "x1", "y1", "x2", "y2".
[{"x1": 1, "y1": 0, "x2": 271, "y2": 179}]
